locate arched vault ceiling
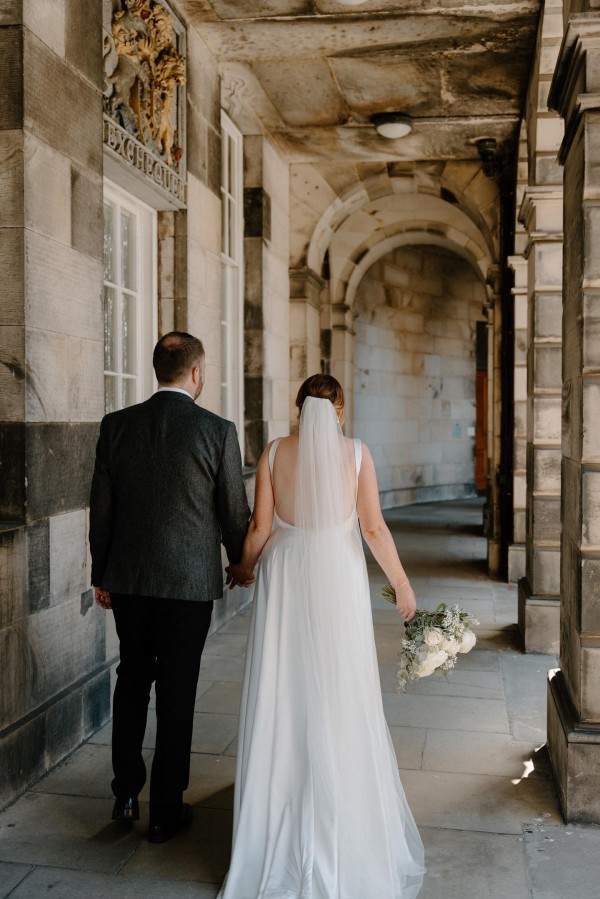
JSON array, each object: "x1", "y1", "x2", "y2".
[{"x1": 175, "y1": 0, "x2": 541, "y2": 165}]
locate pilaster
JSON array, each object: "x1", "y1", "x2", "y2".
[
  {"x1": 547, "y1": 13, "x2": 600, "y2": 821},
  {"x1": 508, "y1": 255, "x2": 528, "y2": 582},
  {"x1": 289, "y1": 267, "x2": 323, "y2": 429},
  {"x1": 518, "y1": 188, "x2": 563, "y2": 653}
]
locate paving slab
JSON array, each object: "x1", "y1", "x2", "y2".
[
  {"x1": 140, "y1": 754, "x2": 236, "y2": 810},
  {"x1": 0, "y1": 793, "x2": 139, "y2": 873},
  {"x1": 383, "y1": 692, "x2": 509, "y2": 733},
  {"x1": 401, "y1": 769, "x2": 561, "y2": 834},
  {"x1": 388, "y1": 726, "x2": 426, "y2": 769},
  {"x1": 121, "y1": 807, "x2": 232, "y2": 883},
  {"x1": 0, "y1": 862, "x2": 32, "y2": 898},
  {"x1": 191, "y1": 712, "x2": 238, "y2": 755},
  {"x1": 421, "y1": 729, "x2": 544, "y2": 778},
  {"x1": 419, "y1": 826, "x2": 531, "y2": 899},
  {"x1": 203, "y1": 633, "x2": 248, "y2": 658},
  {"x1": 195, "y1": 681, "x2": 243, "y2": 715},
  {"x1": 31, "y1": 743, "x2": 151, "y2": 800},
  {"x1": 402, "y1": 669, "x2": 504, "y2": 700},
  {"x1": 198, "y1": 653, "x2": 246, "y2": 682},
  {"x1": 500, "y1": 652, "x2": 557, "y2": 742},
  {"x1": 523, "y1": 823, "x2": 600, "y2": 899},
  {"x1": 8, "y1": 867, "x2": 219, "y2": 898}
]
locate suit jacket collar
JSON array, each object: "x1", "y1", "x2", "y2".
[{"x1": 151, "y1": 390, "x2": 195, "y2": 404}]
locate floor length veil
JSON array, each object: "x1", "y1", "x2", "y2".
[{"x1": 218, "y1": 399, "x2": 424, "y2": 898}]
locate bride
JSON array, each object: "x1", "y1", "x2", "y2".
[{"x1": 219, "y1": 374, "x2": 424, "y2": 899}]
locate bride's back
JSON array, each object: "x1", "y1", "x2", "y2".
[{"x1": 271, "y1": 433, "x2": 357, "y2": 527}]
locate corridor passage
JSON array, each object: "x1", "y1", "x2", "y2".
[{"x1": 1, "y1": 500, "x2": 600, "y2": 898}]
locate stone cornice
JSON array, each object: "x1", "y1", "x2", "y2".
[
  {"x1": 289, "y1": 267, "x2": 324, "y2": 307},
  {"x1": 549, "y1": 15, "x2": 600, "y2": 164},
  {"x1": 519, "y1": 185, "x2": 564, "y2": 232}
]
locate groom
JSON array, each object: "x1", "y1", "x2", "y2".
[{"x1": 89, "y1": 331, "x2": 250, "y2": 843}]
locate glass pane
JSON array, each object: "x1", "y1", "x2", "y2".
[
  {"x1": 221, "y1": 131, "x2": 229, "y2": 194},
  {"x1": 104, "y1": 375, "x2": 118, "y2": 414},
  {"x1": 228, "y1": 134, "x2": 236, "y2": 200},
  {"x1": 222, "y1": 191, "x2": 229, "y2": 257},
  {"x1": 121, "y1": 210, "x2": 137, "y2": 291},
  {"x1": 121, "y1": 293, "x2": 137, "y2": 375},
  {"x1": 103, "y1": 286, "x2": 117, "y2": 372},
  {"x1": 227, "y1": 197, "x2": 235, "y2": 261},
  {"x1": 103, "y1": 202, "x2": 115, "y2": 283},
  {"x1": 122, "y1": 377, "x2": 137, "y2": 409}
]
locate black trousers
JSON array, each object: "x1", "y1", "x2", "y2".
[{"x1": 110, "y1": 594, "x2": 213, "y2": 825}]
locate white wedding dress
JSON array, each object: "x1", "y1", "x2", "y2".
[{"x1": 218, "y1": 400, "x2": 424, "y2": 899}]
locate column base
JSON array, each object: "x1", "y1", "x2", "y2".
[
  {"x1": 548, "y1": 669, "x2": 600, "y2": 823},
  {"x1": 508, "y1": 543, "x2": 526, "y2": 583},
  {"x1": 517, "y1": 578, "x2": 560, "y2": 654}
]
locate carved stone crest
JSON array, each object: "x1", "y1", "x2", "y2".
[{"x1": 104, "y1": 0, "x2": 186, "y2": 170}]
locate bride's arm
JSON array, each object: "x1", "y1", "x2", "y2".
[
  {"x1": 226, "y1": 444, "x2": 274, "y2": 587},
  {"x1": 356, "y1": 443, "x2": 416, "y2": 621}
]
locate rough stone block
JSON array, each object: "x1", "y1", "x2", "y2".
[
  {"x1": 65, "y1": 0, "x2": 102, "y2": 88},
  {"x1": 0, "y1": 526, "x2": 25, "y2": 630},
  {"x1": 23, "y1": 0, "x2": 65, "y2": 56},
  {"x1": 534, "y1": 345, "x2": 562, "y2": 390},
  {"x1": 44, "y1": 685, "x2": 83, "y2": 771},
  {"x1": 582, "y1": 557, "x2": 600, "y2": 634},
  {"x1": 0, "y1": 228, "x2": 24, "y2": 326},
  {"x1": 49, "y1": 510, "x2": 87, "y2": 606},
  {"x1": 82, "y1": 668, "x2": 111, "y2": 735},
  {"x1": 0, "y1": 324, "x2": 25, "y2": 422},
  {"x1": 27, "y1": 518, "x2": 50, "y2": 614},
  {"x1": 518, "y1": 579, "x2": 560, "y2": 653},
  {"x1": 0, "y1": 618, "x2": 38, "y2": 729},
  {"x1": 532, "y1": 547, "x2": 561, "y2": 595},
  {"x1": 25, "y1": 328, "x2": 68, "y2": 423},
  {"x1": 533, "y1": 395, "x2": 561, "y2": 442},
  {"x1": 25, "y1": 422, "x2": 99, "y2": 521},
  {"x1": 66, "y1": 337, "x2": 104, "y2": 423},
  {"x1": 532, "y1": 496, "x2": 561, "y2": 543},
  {"x1": 534, "y1": 292, "x2": 562, "y2": 339},
  {"x1": 24, "y1": 30, "x2": 102, "y2": 172},
  {"x1": 0, "y1": 714, "x2": 45, "y2": 810},
  {"x1": 25, "y1": 231, "x2": 103, "y2": 341},
  {"x1": 0, "y1": 422, "x2": 25, "y2": 521},
  {"x1": 70, "y1": 166, "x2": 102, "y2": 259},
  {"x1": 582, "y1": 469, "x2": 600, "y2": 548},
  {"x1": 0, "y1": 26, "x2": 23, "y2": 131},
  {"x1": 533, "y1": 447, "x2": 561, "y2": 493},
  {"x1": 0, "y1": 129, "x2": 23, "y2": 228},
  {"x1": 23, "y1": 132, "x2": 71, "y2": 244}
]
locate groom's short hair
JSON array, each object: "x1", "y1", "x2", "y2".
[{"x1": 153, "y1": 332, "x2": 205, "y2": 384}]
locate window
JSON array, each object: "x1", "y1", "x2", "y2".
[
  {"x1": 103, "y1": 182, "x2": 157, "y2": 413},
  {"x1": 221, "y1": 112, "x2": 244, "y2": 450}
]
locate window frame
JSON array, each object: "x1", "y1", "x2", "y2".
[
  {"x1": 103, "y1": 179, "x2": 158, "y2": 413},
  {"x1": 220, "y1": 111, "x2": 245, "y2": 454}
]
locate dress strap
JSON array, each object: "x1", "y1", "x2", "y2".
[
  {"x1": 353, "y1": 438, "x2": 362, "y2": 488},
  {"x1": 268, "y1": 438, "x2": 282, "y2": 478}
]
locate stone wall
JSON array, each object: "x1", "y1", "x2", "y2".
[
  {"x1": 0, "y1": 1, "x2": 108, "y2": 809},
  {"x1": 353, "y1": 246, "x2": 486, "y2": 507}
]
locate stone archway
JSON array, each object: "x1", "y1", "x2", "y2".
[{"x1": 352, "y1": 243, "x2": 488, "y2": 509}]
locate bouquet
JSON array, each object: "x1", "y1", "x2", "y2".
[{"x1": 381, "y1": 585, "x2": 479, "y2": 691}]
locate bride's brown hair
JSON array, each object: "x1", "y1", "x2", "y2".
[{"x1": 296, "y1": 374, "x2": 345, "y2": 422}]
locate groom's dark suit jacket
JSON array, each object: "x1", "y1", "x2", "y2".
[{"x1": 89, "y1": 390, "x2": 250, "y2": 602}]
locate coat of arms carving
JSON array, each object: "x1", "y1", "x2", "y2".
[{"x1": 104, "y1": 0, "x2": 186, "y2": 169}]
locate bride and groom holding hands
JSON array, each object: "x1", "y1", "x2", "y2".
[{"x1": 90, "y1": 330, "x2": 425, "y2": 898}]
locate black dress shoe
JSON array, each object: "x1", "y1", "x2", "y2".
[
  {"x1": 112, "y1": 797, "x2": 140, "y2": 824},
  {"x1": 147, "y1": 803, "x2": 193, "y2": 844}
]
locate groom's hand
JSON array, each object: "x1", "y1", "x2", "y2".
[{"x1": 94, "y1": 587, "x2": 112, "y2": 610}]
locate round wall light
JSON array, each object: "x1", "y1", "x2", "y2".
[{"x1": 371, "y1": 113, "x2": 413, "y2": 139}]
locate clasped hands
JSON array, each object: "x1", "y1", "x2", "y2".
[{"x1": 226, "y1": 563, "x2": 256, "y2": 590}]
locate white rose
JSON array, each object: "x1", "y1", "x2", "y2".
[
  {"x1": 415, "y1": 649, "x2": 448, "y2": 678},
  {"x1": 440, "y1": 636, "x2": 461, "y2": 656},
  {"x1": 458, "y1": 630, "x2": 477, "y2": 653},
  {"x1": 424, "y1": 628, "x2": 444, "y2": 648}
]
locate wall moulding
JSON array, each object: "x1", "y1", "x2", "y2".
[{"x1": 103, "y1": 0, "x2": 187, "y2": 209}]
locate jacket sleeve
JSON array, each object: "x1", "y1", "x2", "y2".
[
  {"x1": 214, "y1": 422, "x2": 251, "y2": 564},
  {"x1": 89, "y1": 418, "x2": 114, "y2": 587}
]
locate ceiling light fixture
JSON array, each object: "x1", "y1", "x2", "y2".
[{"x1": 372, "y1": 113, "x2": 413, "y2": 140}]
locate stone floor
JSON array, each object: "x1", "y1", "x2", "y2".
[{"x1": 2, "y1": 499, "x2": 600, "y2": 898}]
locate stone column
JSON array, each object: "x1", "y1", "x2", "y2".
[
  {"x1": 508, "y1": 255, "x2": 528, "y2": 582},
  {"x1": 289, "y1": 267, "x2": 323, "y2": 429},
  {"x1": 0, "y1": 2, "x2": 108, "y2": 807},
  {"x1": 547, "y1": 14, "x2": 600, "y2": 821},
  {"x1": 517, "y1": 189, "x2": 563, "y2": 653},
  {"x1": 486, "y1": 272, "x2": 503, "y2": 576}
]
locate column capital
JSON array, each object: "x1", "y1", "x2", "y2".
[
  {"x1": 519, "y1": 186, "x2": 564, "y2": 233},
  {"x1": 507, "y1": 255, "x2": 528, "y2": 292},
  {"x1": 549, "y1": 14, "x2": 600, "y2": 162},
  {"x1": 289, "y1": 266, "x2": 324, "y2": 309}
]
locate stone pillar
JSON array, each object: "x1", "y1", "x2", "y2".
[
  {"x1": 0, "y1": 2, "x2": 109, "y2": 807},
  {"x1": 508, "y1": 255, "x2": 528, "y2": 582},
  {"x1": 517, "y1": 189, "x2": 563, "y2": 653},
  {"x1": 329, "y1": 300, "x2": 355, "y2": 433},
  {"x1": 547, "y1": 14, "x2": 600, "y2": 822},
  {"x1": 486, "y1": 273, "x2": 503, "y2": 576},
  {"x1": 289, "y1": 267, "x2": 323, "y2": 429}
]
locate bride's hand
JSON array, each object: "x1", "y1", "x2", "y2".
[
  {"x1": 226, "y1": 564, "x2": 256, "y2": 589},
  {"x1": 394, "y1": 580, "x2": 416, "y2": 622}
]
